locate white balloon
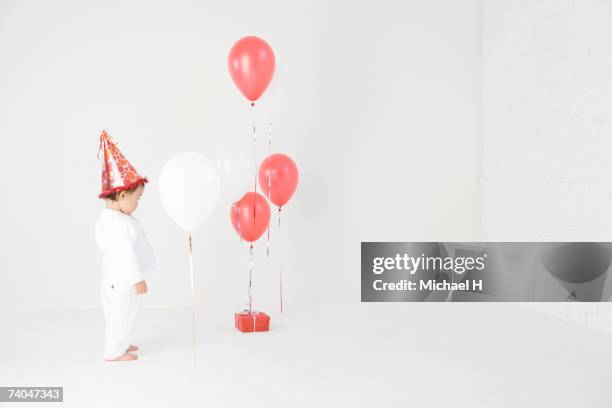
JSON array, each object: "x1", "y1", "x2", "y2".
[
  {"x1": 211, "y1": 145, "x2": 255, "y2": 205},
  {"x1": 159, "y1": 152, "x2": 220, "y2": 232}
]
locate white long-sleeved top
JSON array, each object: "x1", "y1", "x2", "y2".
[{"x1": 95, "y1": 208, "x2": 155, "y2": 286}]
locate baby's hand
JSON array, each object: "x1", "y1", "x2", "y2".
[{"x1": 134, "y1": 280, "x2": 148, "y2": 295}]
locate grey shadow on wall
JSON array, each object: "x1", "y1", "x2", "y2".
[{"x1": 540, "y1": 243, "x2": 611, "y2": 301}]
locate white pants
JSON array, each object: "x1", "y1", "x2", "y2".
[{"x1": 101, "y1": 279, "x2": 141, "y2": 360}]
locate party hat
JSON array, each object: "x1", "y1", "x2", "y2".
[{"x1": 97, "y1": 130, "x2": 148, "y2": 198}]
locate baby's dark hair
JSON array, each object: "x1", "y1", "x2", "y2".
[{"x1": 104, "y1": 184, "x2": 143, "y2": 201}]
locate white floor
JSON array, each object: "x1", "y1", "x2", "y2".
[{"x1": 1, "y1": 302, "x2": 611, "y2": 407}]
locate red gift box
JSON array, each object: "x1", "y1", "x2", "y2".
[{"x1": 235, "y1": 311, "x2": 270, "y2": 333}]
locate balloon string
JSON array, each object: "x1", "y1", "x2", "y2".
[
  {"x1": 252, "y1": 103, "x2": 257, "y2": 195},
  {"x1": 248, "y1": 104, "x2": 256, "y2": 317},
  {"x1": 266, "y1": 122, "x2": 272, "y2": 257},
  {"x1": 187, "y1": 234, "x2": 198, "y2": 378},
  {"x1": 251, "y1": 103, "x2": 258, "y2": 245},
  {"x1": 248, "y1": 243, "x2": 254, "y2": 314},
  {"x1": 278, "y1": 205, "x2": 283, "y2": 313}
]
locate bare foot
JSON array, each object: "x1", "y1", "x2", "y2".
[
  {"x1": 105, "y1": 352, "x2": 138, "y2": 362},
  {"x1": 127, "y1": 345, "x2": 139, "y2": 352}
]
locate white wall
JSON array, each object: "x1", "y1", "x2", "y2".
[
  {"x1": 482, "y1": 0, "x2": 612, "y2": 331},
  {"x1": 0, "y1": 0, "x2": 483, "y2": 311}
]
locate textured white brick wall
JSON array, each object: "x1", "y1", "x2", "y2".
[{"x1": 482, "y1": 0, "x2": 612, "y2": 332}]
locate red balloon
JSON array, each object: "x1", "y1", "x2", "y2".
[
  {"x1": 228, "y1": 36, "x2": 276, "y2": 102},
  {"x1": 230, "y1": 192, "x2": 271, "y2": 242},
  {"x1": 258, "y1": 153, "x2": 299, "y2": 208}
]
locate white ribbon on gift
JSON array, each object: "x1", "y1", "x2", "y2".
[{"x1": 240, "y1": 309, "x2": 262, "y2": 332}]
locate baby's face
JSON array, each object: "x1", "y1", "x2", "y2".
[{"x1": 119, "y1": 184, "x2": 145, "y2": 214}]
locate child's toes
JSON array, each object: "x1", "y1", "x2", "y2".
[{"x1": 106, "y1": 352, "x2": 138, "y2": 362}]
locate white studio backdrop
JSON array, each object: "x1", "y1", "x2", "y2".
[
  {"x1": 482, "y1": 0, "x2": 612, "y2": 332},
  {"x1": 0, "y1": 0, "x2": 482, "y2": 312}
]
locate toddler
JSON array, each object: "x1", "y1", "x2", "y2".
[{"x1": 95, "y1": 130, "x2": 155, "y2": 361}]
